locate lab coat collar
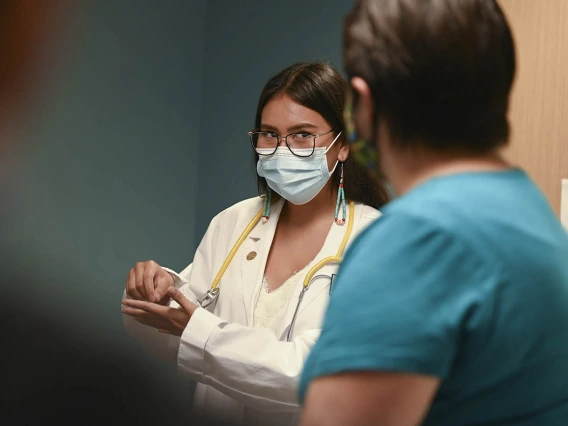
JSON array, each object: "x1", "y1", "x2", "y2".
[{"x1": 239, "y1": 197, "x2": 284, "y2": 323}]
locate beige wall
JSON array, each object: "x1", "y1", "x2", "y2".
[{"x1": 499, "y1": 0, "x2": 568, "y2": 215}]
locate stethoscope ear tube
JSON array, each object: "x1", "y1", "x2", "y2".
[
  {"x1": 285, "y1": 273, "x2": 334, "y2": 342},
  {"x1": 286, "y1": 287, "x2": 307, "y2": 342}
]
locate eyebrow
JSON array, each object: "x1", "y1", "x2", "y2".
[{"x1": 260, "y1": 122, "x2": 319, "y2": 133}]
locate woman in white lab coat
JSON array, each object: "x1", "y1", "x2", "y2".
[{"x1": 121, "y1": 62, "x2": 389, "y2": 426}]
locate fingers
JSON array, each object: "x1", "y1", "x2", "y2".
[
  {"x1": 154, "y1": 270, "x2": 175, "y2": 303},
  {"x1": 125, "y1": 260, "x2": 162, "y2": 301},
  {"x1": 134, "y1": 262, "x2": 147, "y2": 300},
  {"x1": 122, "y1": 298, "x2": 165, "y2": 313},
  {"x1": 121, "y1": 305, "x2": 146, "y2": 318},
  {"x1": 166, "y1": 286, "x2": 197, "y2": 316},
  {"x1": 121, "y1": 300, "x2": 175, "y2": 332},
  {"x1": 126, "y1": 267, "x2": 143, "y2": 300},
  {"x1": 121, "y1": 303, "x2": 156, "y2": 327},
  {"x1": 143, "y1": 261, "x2": 159, "y2": 302}
]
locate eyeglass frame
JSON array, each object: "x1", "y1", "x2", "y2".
[{"x1": 248, "y1": 128, "x2": 339, "y2": 158}]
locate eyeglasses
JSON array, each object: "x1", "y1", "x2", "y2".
[{"x1": 248, "y1": 129, "x2": 337, "y2": 158}]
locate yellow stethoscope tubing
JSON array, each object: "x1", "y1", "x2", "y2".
[
  {"x1": 208, "y1": 208, "x2": 265, "y2": 292},
  {"x1": 301, "y1": 201, "x2": 354, "y2": 288},
  {"x1": 199, "y1": 200, "x2": 354, "y2": 306}
]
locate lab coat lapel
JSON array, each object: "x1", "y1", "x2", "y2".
[{"x1": 239, "y1": 198, "x2": 285, "y2": 325}]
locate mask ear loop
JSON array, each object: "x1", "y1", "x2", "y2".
[
  {"x1": 326, "y1": 130, "x2": 343, "y2": 176},
  {"x1": 324, "y1": 131, "x2": 343, "y2": 154}
]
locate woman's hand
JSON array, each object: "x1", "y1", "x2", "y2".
[
  {"x1": 125, "y1": 260, "x2": 174, "y2": 303},
  {"x1": 122, "y1": 287, "x2": 198, "y2": 336}
]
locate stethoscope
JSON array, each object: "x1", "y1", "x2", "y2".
[{"x1": 198, "y1": 201, "x2": 355, "y2": 342}]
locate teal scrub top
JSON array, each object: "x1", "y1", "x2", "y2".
[{"x1": 299, "y1": 169, "x2": 568, "y2": 425}]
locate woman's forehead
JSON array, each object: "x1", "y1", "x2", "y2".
[{"x1": 261, "y1": 94, "x2": 327, "y2": 131}]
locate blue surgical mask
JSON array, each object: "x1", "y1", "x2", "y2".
[{"x1": 257, "y1": 132, "x2": 342, "y2": 205}]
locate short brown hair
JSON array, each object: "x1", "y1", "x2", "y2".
[
  {"x1": 343, "y1": 0, "x2": 516, "y2": 153},
  {"x1": 254, "y1": 62, "x2": 390, "y2": 209}
]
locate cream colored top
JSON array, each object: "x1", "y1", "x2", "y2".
[{"x1": 253, "y1": 262, "x2": 314, "y2": 329}]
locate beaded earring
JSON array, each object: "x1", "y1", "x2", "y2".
[
  {"x1": 334, "y1": 163, "x2": 346, "y2": 225},
  {"x1": 262, "y1": 189, "x2": 272, "y2": 223}
]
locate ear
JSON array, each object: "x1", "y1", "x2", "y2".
[
  {"x1": 338, "y1": 139, "x2": 350, "y2": 162},
  {"x1": 349, "y1": 77, "x2": 375, "y2": 141}
]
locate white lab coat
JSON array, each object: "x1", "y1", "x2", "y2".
[{"x1": 123, "y1": 196, "x2": 379, "y2": 426}]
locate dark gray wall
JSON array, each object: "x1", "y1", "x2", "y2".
[
  {"x1": 2, "y1": 10, "x2": 207, "y2": 407},
  {"x1": 9, "y1": 1, "x2": 206, "y2": 324},
  {"x1": 195, "y1": 0, "x2": 355, "y2": 240}
]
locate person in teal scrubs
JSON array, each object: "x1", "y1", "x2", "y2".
[{"x1": 299, "y1": 1, "x2": 568, "y2": 425}]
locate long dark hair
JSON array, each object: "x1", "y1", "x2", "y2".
[{"x1": 253, "y1": 62, "x2": 389, "y2": 209}]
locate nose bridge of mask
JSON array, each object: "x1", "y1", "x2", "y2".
[{"x1": 261, "y1": 151, "x2": 326, "y2": 173}]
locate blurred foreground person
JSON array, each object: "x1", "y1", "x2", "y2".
[{"x1": 0, "y1": 2, "x2": 238, "y2": 425}]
